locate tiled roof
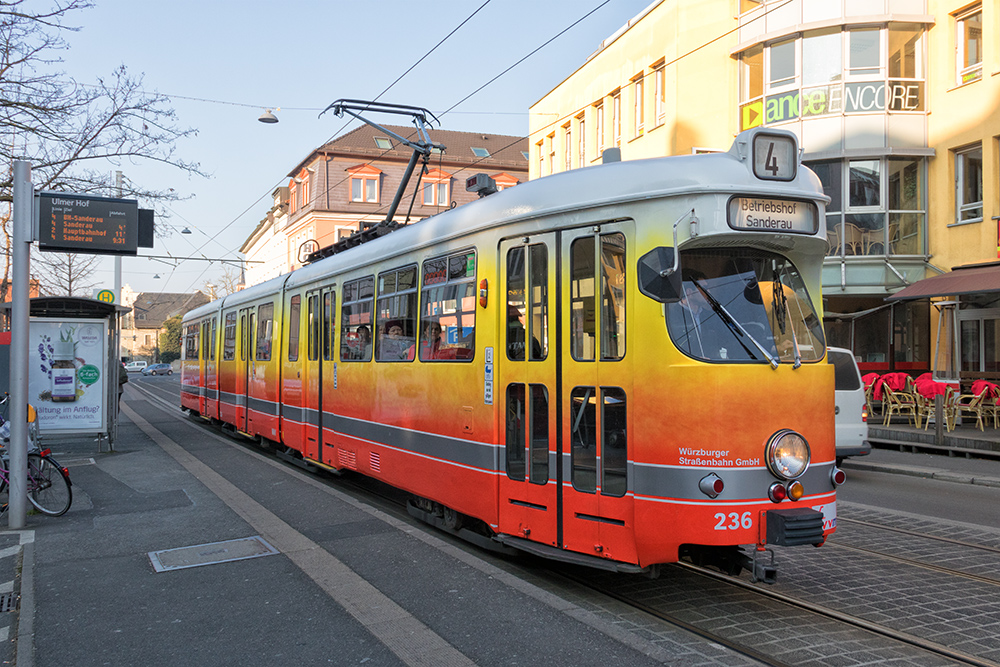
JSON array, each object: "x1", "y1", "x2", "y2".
[
  {"x1": 132, "y1": 292, "x2": 210, "y2": 329},
  {"x1": 288, "y1": 124, "x2": 528, "y2": 176}
]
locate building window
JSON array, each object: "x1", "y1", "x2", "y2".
[
  {"x1": 595, "y1": 102, "x2": 604, "y2": 154},
  {"x1": 769, "y1": 39, "x2": 797, "y2": 89},
  {"x1": 956, "y1": 144, "x2": 984, "y2": 223},
  {"x1": 812, "y1": 158, "x2": 926, "y2": 258},
  {"x1": 633, "y1": 75, "x2": 644, "y2": 137},
  {"x1": 957, "y1": 6, "x2": 983, "y2": 84},
  {"x1": 300, "y1": 175, "x2": 310, "y2": 209},
  {"x1": 654, "y1": 65, "x2": 665, "y2": 126},
  {"x1": 422, "y1": 169, "x2": 451, "y2": 206},
  {"x1": 548, "y1": 133, "x2": 556, "y2": 174},
  {"x1": 374, "y1": 137, "x2": 393, "y2": 150},
  {"x1": 536, "y1": 141, "x2": 544, "y2": 177},
  {"x1": 577, "y1": 115, "x2": 586, "y2": 168},
  {"x1": 471, "y1": 147, "x2": 491, "y2": 158},
  {"x1": 848, "y1": 28, "x2": 882, "y2": 77},
  {"x1": 289, "y1": 182, "x2": 297, "y2": 214},
  {"x1": 347, "y1": 165, "x2": 381, "y2": 203},
  {"x1": 564, "y1": 125, "x2": 572, "y2": 171},
  {"x1": 612, "y1": 92, "x2": 621, "y2": 147}
]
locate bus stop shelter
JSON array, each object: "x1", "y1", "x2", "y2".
[{"x1": 1, "y1": 296, "x2": 129, "y2": 451}]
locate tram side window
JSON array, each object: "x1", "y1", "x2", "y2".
[
  {"x1": 376, "y1": 265, "x2": 418, "y2": 362},
  {"x1": 570, "y1": 233, "x2": 626, "y2": 361},
  {"x1": 420, "y1": 250, "x2": 476, "y2": 361},
  {"x1": 210, "y1": 317, "x2": 217, "y2": 361},
  {"x1": 340, "y1": 277, "x2": 374, "y2": 362},
  {"x1": 223, "y1": 313, "x2": 237, "y2": 361},
  {"x1": 505, "y1": 245, "x2": 548, "y2": 361},
  {"x1": 323, "y1": 290, "x2": 335, "y2": 361},
  {"x1": 288, "y1": 295, "x2": 301, "y2": 362},
  {"x1": 256, "y1": 302, "x2": 274, "y2": 361},
  {"x1": 570, "y1": 386, "x2": 627, "y2": 496},
  {"x1": 184, "y1": 324, "x2": 199, "y2": 361},
  {"x1": 602, "y1": 387, "x2": 627, "y2": 497},
  {"x1": 505, "y1": 383, "x2": 551, "y2": 484},
  {"x1": 307, "y1": 295, "x2": 319, "y2": 361},
  {"x1": 201, "y1": 321, "x2": 209, "y2": 359}
]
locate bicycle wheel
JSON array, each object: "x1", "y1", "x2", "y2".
[{"x1": 26, "y1": 453, "x2": 72, "y2": 516}]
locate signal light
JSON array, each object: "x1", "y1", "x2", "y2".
[
  {"x1": 768, "y1": 482, "x2": 787, "y2": 503},
  {"x1": 831, "y1": 467, "x2": 847, "y2": 486},
  {"x1": 787, "y1": 480, "x2": 805, "y2": 501},
  {"x1": 479, "y1": 279, "x2": 488, "y2": 308}
]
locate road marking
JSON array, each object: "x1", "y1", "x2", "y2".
[{"x1": 121, "y1": 402, "x2": 475, "y2": 667}]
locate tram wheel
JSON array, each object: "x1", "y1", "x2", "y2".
[{"x1": 442, "y1": 506, "x2": 463, "y2": 531}]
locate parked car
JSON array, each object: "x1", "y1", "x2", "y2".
[
  {"x1": 124, "y1": 361, "x2": 147, "y2": 373},
  {"x1": 142, "y1": 363, "x2": 173, "y2": 376},
  {"x1": 828, "y1": 346, "x2": 871, "y2": 465}
]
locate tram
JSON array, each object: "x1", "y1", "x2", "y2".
[{"x1": 182, "y1": 127, "x2": 841, "y2": 582}]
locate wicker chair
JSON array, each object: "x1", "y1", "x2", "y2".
[
  {"x1": 882, "y1": 386, "x2": 917, "y2": 427},
  {"x1": 953, "y1": 390, "x2": 986, "y2": 431}
]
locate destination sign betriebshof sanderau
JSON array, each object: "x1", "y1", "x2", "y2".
[
  {"x1": 727, "y1": 197, "x2": 818, "y2": 234},
  {"x1": 37, "y1": 192, "x2": 139, "y2": 255}
]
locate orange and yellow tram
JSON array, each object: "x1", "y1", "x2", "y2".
[{"x1": 182, "y1": 128, "x2": 841, "y2": 581}]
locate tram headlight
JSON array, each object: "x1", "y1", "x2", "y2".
[{"x1": 765, "y1": 429, "x2": 810, "y2": 480}]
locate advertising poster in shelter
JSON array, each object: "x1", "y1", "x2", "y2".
[{"x1": 28, "y1": 318, "x2": 108, "y2": 434}]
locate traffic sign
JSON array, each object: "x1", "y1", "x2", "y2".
[{"x1": 95, "y1": 289, "x2": 116, "y2": 304}]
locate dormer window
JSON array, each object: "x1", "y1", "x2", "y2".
[{"x1": 422, "y1": 168, "x2": 451, "y2": 206}]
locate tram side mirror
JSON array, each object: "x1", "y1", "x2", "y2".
[{"x1": 637, "y1": 247, "x2": 682, "y2": 303}]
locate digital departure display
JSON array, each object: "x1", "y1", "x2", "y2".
[{"x1": 37, "y1": 192, "x2": 139, "y2": 256}]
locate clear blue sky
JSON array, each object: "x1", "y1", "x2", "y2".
[{"x1": 55, "y1": 0, "x2": 655, "y2": 297}]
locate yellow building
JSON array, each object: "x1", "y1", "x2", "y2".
[{"x1": 530, "y1": 0, "x2": 995, "y2": 378}]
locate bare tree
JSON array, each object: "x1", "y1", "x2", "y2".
[
  {"x1": 0, "y1": 0, "x2": 206, "y2": 298},
  {"x1": 31, "y1": 248, "x2": 100, "y2": 296},
  {"x1": 209, "y1": 264, "x2": 244, "y2": 298}
]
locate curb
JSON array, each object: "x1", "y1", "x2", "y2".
[{"x1": 841, "y1": 460, "x2": 1000, "y2": 488}]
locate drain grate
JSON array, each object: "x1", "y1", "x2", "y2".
[
  {"x1": 0, "y1": 592, "x2": 18, "y2": 612},
  {"x1": 148, "y1": 536, "x2": 279, "y2": 573}
]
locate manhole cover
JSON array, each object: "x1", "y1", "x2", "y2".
[{"x1": 148, "y1": 536, "x2": 279, "y2": 573}]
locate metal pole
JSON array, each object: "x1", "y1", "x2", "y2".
[
  {"x1": 9, "y1": 161, "x2": 32, "y2": 529},
  {"x1": 111, "y1": 171, "x2": 123, "y2": 451}
]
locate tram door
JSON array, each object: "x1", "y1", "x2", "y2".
[
  {"x1": 302, "y1": 286, "x2": 335, "y2": 464},
  {"x1": 236, "y1": 306, "x2": 255, "y2": 433},
  {"x1": 559, "y1": 223, "x2": 635, "y2": 564},
  {"x1": 498, "y1": 236, "x2": 559, "y2": 548}
]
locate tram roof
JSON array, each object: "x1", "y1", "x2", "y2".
[{"x1": 184, "y1": 131, "x2": 825, "y2": 321}]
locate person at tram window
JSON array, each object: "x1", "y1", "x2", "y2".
[
  {"x1": 507, "y1": 304, "x2": 542, "y2": 360},
  {"x1": 381, "y1": 321, "x2": 414, "y2": 360},
  {"x1": 356, "y1": 324, "x2": 372, "y2": 360},
  {"x1": 667, "y1": 275, "x2": 729, "y2": 360},
  {"x1": 419, "y1": 320, "x2": 445, "y2": 360}
]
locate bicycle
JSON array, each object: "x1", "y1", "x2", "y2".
[{"x1": 0, "y1": 393, "x2": 73, "y2": 517}]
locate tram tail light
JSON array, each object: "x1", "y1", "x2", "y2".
[
  {"x1": 479, "y1": 279, "x2": 488, "y2": 308},
  {"x1": 831, "y1": 467, "x2": 847, "y2": 486},
  {"x1": 787, "y1": 480, "x2": 804, "y2": 501},
  {"x1": 767, "y1": 482, "x2": 787, "y2": 503},
  {"x1": 698, "y1": 473, "x2": 724, "y2": 498}
]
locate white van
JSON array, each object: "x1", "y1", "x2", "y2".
[
  {"x1": 124, "y1": 360, "x2": 147, "y2": 373},
  {"x1": 828, "y1": 347, "x2": 871, "y2": 464}
]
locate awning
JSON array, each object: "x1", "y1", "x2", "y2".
[{"x1": 886, "y1": 262, "x2": 1000, "y2": 301}]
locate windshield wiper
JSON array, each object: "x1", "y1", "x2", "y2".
[
  {"x1": 692, "y1": 279, "x2": 779, "y2": 369},
  {"x1": 772, "y1": 269, "x2": 801, "y2": 369}
]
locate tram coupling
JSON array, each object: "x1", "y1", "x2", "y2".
[{"x1": 739, "y1": 548, "x2": 778, "y2": 585}]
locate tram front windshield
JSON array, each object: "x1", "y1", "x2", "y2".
[{"x1": 666, "y1": 249, "x2": 824, "y2": 364}]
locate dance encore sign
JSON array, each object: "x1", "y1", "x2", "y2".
[
  {"x1": 37, "y1": 192, "x2": 139, "y2": 255},
  {"x1": 728, "y1": 197, "x2": 818, "y2": 234}
]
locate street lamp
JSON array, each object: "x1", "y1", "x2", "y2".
[{"x1": 258, "y1": 109, "x2": 279, "y2": 124}]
